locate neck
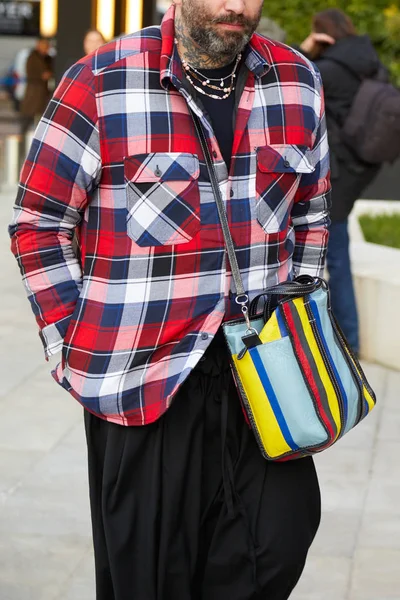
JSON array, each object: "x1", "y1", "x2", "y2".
[{"x1": 174, "y1": 13, "x2": 235, "y2": 69}]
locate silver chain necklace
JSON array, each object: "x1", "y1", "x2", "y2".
[{"x1": 175, "y1": 39, "x2": 242, "y2": 101}]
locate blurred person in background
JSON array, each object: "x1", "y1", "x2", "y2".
[
  {"x1": 20, "y1": 37, "x2": 53, "y2": 134},
  {"x1": 56, "y1": 30, "x2": 105, "y2": 81},
  {"x1": 3, "y1": 46, "x2": 31, "y2": 112},
  {"x1": 299, "y1": 9, "x2": 388, "y2": 355},
  {"x1": 83, "y1": 29, "x2": 106, "y2": 56},
  {"x1": 13, "y1": 47, "x2": 31, "y2": 113}
]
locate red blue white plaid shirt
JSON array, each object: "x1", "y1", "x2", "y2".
[{"x1": 9, "y1": 6, "x2": 330, "y2": 425}]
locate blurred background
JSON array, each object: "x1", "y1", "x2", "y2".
[
  {"x1": 0, "y1": 1, "x2": 399, "y2": 599},
  {"x1": 1, "y1": 0, "x2": 399, "y2": 197}
]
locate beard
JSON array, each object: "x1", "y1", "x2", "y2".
[{"x1": 180, "y1": 0, "x2": 263, "y2": 61}]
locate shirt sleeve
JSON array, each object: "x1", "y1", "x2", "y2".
[
  {"x1": 291, "y1": 68, "x2": 331, "y2": 278},
  {"x1": 9, "y1": 62, "x2": 101, "y2": 358}
]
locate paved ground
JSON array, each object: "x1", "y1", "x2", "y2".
[{"x1": 1, "y1": 190, "x2": 399, "y2": 600}]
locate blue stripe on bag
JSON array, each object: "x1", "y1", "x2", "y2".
[
  {"x1": 249, "y1": 347, "x2": 299, "y2": 451},
  {"x1": 309, "y1": 296, "x2": 349, "y2": 427},
  {"x1": 276, "y1": 308, "x2": 288, "y2": 338}
]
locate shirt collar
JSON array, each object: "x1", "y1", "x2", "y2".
[{"x1": 159, "y1": 5, "x2": 270, "y2": 91}]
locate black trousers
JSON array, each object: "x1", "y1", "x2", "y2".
[{"x1": 85, "y1": 333, "x2": 321, "y2": 600}]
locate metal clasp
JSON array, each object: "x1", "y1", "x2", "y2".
[
  {"x1": 235, "y1": 293, "x2": 249, "y2": 305},
  {"x1": 235, "y1": 293, "x2": 251, "y2": 330}
]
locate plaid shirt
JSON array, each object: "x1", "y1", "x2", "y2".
[{"x1": 9, "y1": 6, "x2": 330, "y2": 425}]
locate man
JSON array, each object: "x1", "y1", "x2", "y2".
[
  {"x1": 299, "y1": 10, "x2": 386, "y2": 356},
  {"x1": 8, "y1": 46, "x2": 30, "y2": 112},
  {"x1": 9, "y1": 1, "x2": 330, "y2": 598},
  {"x1": 20, "y1": 37, "x2": 52, "y2": 133}
]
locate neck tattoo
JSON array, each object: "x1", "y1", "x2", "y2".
[
  {"x1": 176, "y1": 40, "x2": 242, "y2": 100},
  {"x1": 174, "y1": 13, "x2": 237, "y2": 70}
]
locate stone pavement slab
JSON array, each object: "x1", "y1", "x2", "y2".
[
  {"x1": 58, "y1": 553, "x2": 95, "y2": 600},
  {"x1": 1, "y1": 191, "x2": 399, "y2": 599},
  {"x1": 349, "y1": 548, "x2": 400, "y2": 600},
  {"x1": 292, "y1": 556, "x2": 353, "y2": 600},
  {"x1": 292, "y1": 366, "x2": 400, "y2": 600}
]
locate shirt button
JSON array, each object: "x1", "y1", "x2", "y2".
[
  {"x1": 230, "y1": 189, "x2": 234, "y2": 198},
  {"x1": 283, "y1": 159, "x2": 291, "y2": 169},
  {"x1": 201, "y1": 333, "x2": 209, "y2": 341},
  {"x1": 212, "y1": 151, "x2": 218, "y2": 158}
]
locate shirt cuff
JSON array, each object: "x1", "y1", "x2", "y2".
[{"x1": 39, "y1": 318, "x2": 71, "y2": 359}]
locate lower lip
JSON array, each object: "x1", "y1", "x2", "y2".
[{"x1": 217, "y1": 23, "x2": 244, "y2": 31}]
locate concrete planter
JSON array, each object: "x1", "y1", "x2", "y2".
[{"x1": 349, "y1": 200, "x2": 400, "y2": 370}]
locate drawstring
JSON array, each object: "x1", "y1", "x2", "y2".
[{"x1": 221, "y1": 388, "x2": 260, "y2": 594}]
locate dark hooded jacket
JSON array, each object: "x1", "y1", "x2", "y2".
[
  {"x1": 313, "y1": 35, "x2": 385, "y2": 221},
  {"x1": 20, "y1": 50, "x2": 52, "y2": 120}
]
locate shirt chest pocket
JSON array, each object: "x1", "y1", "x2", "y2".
[
  {"x1": 124, "y1": 152, "x2": 201, "y2": 246},
  {"x1": 256, "y1": 144, "x2": 315, "y2": 234}
]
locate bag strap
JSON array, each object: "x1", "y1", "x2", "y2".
[
  {"x1": 249, "y1": 276, "x2": 323, "y2": 317},
  {"x1": 191, "y1": 112, "x2": 252, "y2": 325},
  {"x1": 191, "y1": 111, "x2": 322, "y2": 323}
]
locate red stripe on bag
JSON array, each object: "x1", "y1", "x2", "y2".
[
  {"x1": 282, "y1": 302, "x2": 335, "y2": 440},
  {"x1": 277, "y1": 451, "x2": 303, "y2": 462}
]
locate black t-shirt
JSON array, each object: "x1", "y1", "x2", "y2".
[{"x1": 196, "y1": 61, "x2": 236, "y2": 171}]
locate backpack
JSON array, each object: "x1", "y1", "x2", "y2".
[{"x1": 328, "y1": 59, "x2": 400, "y2": 165}]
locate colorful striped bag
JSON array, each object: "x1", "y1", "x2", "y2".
[
  {"x1": 222, "y1": 277, "x2": 376, "y2": 460},
  {"x1": 193, "y1": 112, "x2": 376, "y2": 462}
]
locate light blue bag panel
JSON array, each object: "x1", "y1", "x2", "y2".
[
  {"x1": 309, "y1": 290, "x2": 361, "y2": 434},
  {"x1": 224, "y1": 317, "x2": 264, "y2": 356},
  {"x1": 252, "y1": 336, "x2": 329, "y2": 448}
]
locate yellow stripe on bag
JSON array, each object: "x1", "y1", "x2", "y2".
[
  {"x1": 292, "y1": 298, "x2": 342, "y2": 437},
  {"x1": 346, "y1": 351, "x2": 376, "y2": 413},
  {"x1": 259, "y1": 311, "x2": 282, "y2": 344},
  {"x1": 363, "y1": 387, "x2": 375, "y2": 412},
  {"x1": 233, "y1": 351, "x2": 292, "y2": 458}
]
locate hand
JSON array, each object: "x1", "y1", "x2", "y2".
[
  {"x1": 42, "y1": 71, "x2": 52, "y2": 81},
  {"x1": 300, "y1": 33, "x2": 335, "y2": 58}
]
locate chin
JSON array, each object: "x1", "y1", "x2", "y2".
[{"x1": 211, "y1": 36, "x2": 245, "y2": 54}]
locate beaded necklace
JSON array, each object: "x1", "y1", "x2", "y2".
[{"x1": 175, "y1": 39, "x2": 242, "y2": 100}]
